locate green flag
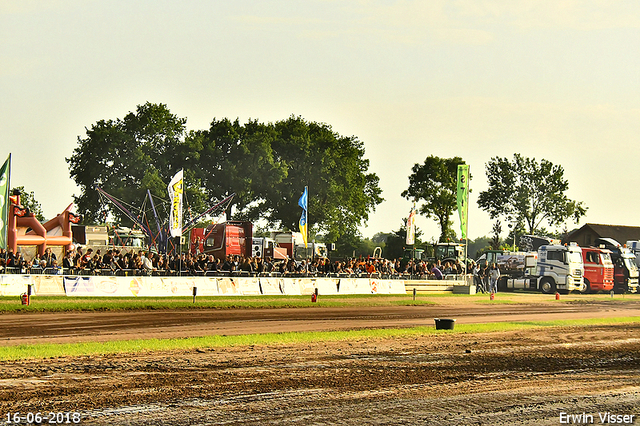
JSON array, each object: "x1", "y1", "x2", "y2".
[
  {"x1": 457, "y1": 164, "x2": 469, "y2": 239},
  {"x1": 0, "y1": 154, "x2": 10, "y2": 249}
]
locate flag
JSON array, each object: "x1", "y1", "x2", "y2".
[
  {"x1": 298, "y1": 187, "x2": 308, "y2": 248},
  {"x1": 406, "y1": 204, "x2": 416, "y2": 245},
  {"x1": 0, "y1": 155, "x2": 10, "y2": 250},
  {"x1": 457, "y1": 164, "x2": 470, "y2": 239},
  {"x1": 168, "y1": 169, "x2": 183, "y2": 238}
]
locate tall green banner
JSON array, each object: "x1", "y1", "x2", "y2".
[
  {"x1": 457, "y1": 164, "x2": 469, "y2": 239},
  {"x1": 0, "y1": 154, "x2": 10, "y2": 250}
]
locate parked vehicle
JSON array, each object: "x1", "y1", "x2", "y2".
[
  {"x1": 434, "y1": 242, "x2": 465, "y2": 264},
  {"x1": 252, "y1": 237, "x2": 288, "y2": 260},
  {"x1": 594, "y1": 238, "x2": 639, "y2": 293},
  {"x1": 295, "y1": 242, "x2": 328, "y2": 260},
  {"x1": 519, "y1": 235, "x2": 560, "y2": 251},
  {"x1": 495, "y1": 244, "x2": 584, "y2": 294},
  {"x1": 190, "y1": 221, "x2": 253, "y2": 260},
  {"x1": 270, "y1": 231, "x2": 303, "y2": 258},
  {"x1": 580, "y1": 246, "x2": 614, "y2": 293},
  {"x1": 625, "y1": 240, "x2": 640, "y2": 269}
]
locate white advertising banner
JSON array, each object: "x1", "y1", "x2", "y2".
[
  {"x1": 0, "y1": 274, "x2": 33, "y2": 296},
  {"x1": 33, "y1": 276, "x2": 66, "y2": 296},
  {"x1": 259, "y1": 277, "x2": 285, "y2": 295},
  {"x1": 315, "y1": 278, "x2": 339, "y2": 295}
]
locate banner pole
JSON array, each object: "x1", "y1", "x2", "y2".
[{"x1": 2, "y1": 154, "x2": 11, "y2": 264}]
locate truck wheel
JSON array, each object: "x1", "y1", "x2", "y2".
[
  {"x1": 580, "y1": 279, "x2": 591, "y2": 294},
  {"x1": 540, "y1": 278, "x2": 555, "y2": 295}
]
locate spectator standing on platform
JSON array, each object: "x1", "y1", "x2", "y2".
[{"x1": 43, "y1": 248, "x2": 57, "y2": 268}]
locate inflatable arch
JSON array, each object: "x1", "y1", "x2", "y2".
[{"x1": 7, "y1": 192, "x2": 80, "y2": 257}]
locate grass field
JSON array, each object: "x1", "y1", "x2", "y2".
[
  {"x1": 1, "y1": 292, "x2": 638, "y2": 313},
  {"x1": 2, "y1": 316, "x2": 640, "y2": 361},
  {"x1": 3, "y1": 293, "x2": 639, "y2": 361}
]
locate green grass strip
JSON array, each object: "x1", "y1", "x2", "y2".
[
  {"x1": 0, "y1": 295, "x2": 439, "y2": 313},
  {"x1": 2, "y1": 316, "x2": 639, "y2": 361},
  {"x1": 4, "y1": 293, "x2": 638, "y2": 313}
]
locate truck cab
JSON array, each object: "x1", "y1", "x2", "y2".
[
  {"x1": 613, "y1": 250, "x2": 639, "y2": 293},
  {"x1": 537, "y1": 244, "x2": 584, "y2": 294},
  {"x1": 594, "y1": 238, "x2": 639, "y2": 293},
  {"x1": 498, "y1": 244, "x2": 584, "y2": 294},
  {"x1": 580, "y1": 247, "x2": 614, "y2": 293},
  {"x1": 625, "y1": 240, "x2": 640, "y2": 269},
  {"x1": 434, "y1": 242, "x2": 464, "y2": 264}
]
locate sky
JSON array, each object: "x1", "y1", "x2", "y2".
[{"x1": 1, "y1": 1, "x2": 639, "y2": 243}]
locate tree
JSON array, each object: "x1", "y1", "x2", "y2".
[
  {"x1": 68, "y1": 107, "x2": 382, "y2": 246},
  {"x1": 477, "y1": 154, "x2": 587, "y2": 235},
  {"x1": 263, "y1": 116, "x2": 383, "y2": 243},
  {"x1": 382, "y1": 219, "x2": 425, "y2": 261},
  {"x1": 67, "y1": 102, "x2": 203, "y2": 225},
  {"x1": 402, "y1": 156, "x2": 466, "y2": 242},
  {"x1": 12, "y1": 186, "x2": 45, "y2": 222},
  {"x1": 490, "y1": 220, "x2": 502, "y2": 250},
  {"x1": 192, "y1": 118, "x2": 288, "y2": 221}
]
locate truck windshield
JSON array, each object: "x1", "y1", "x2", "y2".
[
  {"x1": 601, "y1": 253, "x2": 612, "y2": 265},
  {"x1": 624, "y1": 257, "x2": 638, "y2": 272},
  {"x1": 567, "y1": 251, "x2": 583, "y2": 265},
  {"x1": 436, "y1": 246, "x2": 456, "y2": 259}
]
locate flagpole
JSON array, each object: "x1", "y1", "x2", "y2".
[
  {"x1": 3, "y1": 154, "x2": 10, "y2": 264},
  {"x1": 305, "y1": 185, "x2": 309, "y2": 270},
  {"x1": 465, "y1": 167, "x2": 469, "y2": 275}
]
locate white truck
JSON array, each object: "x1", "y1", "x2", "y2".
[
  {"x1": 493, "y1": 243, "x2": 585, "y2": 294},
  {"x1": 625, "y1": 240, "x2": 640, "y2": 269}
]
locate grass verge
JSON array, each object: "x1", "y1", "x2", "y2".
[
  {"x1": 0, "y1": 295, "x2": 437, "y2": 313},
  {"x1": 2, "y1": 316, "x2": 639, "y2": 361},
  {"x1": 4, "y1": 292, "x2": 637, "y2": 313}
]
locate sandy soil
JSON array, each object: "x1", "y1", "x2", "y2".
[{"x1": 1, "y1": 297, "x2": 639, "y2": 425}]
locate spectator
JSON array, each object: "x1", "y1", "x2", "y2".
[
  {"x1": 430, "y1": 263, "x2": 443, "y2": 280},
  {"x1": 141, "y1": 251, "x2": 155, "y2": 274},
  {"x1": 489, "y1": 263, "x2": 500, "y2": 293},
  {"x1": 62, "y1": 250, "x2": 74, "y2": 273}
]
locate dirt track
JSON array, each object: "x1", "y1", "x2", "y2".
[{"x1": 1, "y1": 297, "x2": 639, "y2": 425}]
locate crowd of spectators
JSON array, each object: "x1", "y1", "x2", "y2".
[{"x1": 0, "y1": 247, "x2": 467, "y2": 280}]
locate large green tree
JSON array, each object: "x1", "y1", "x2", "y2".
[
  {"x1": 191, "y1": 118, "x2": 287, "y2": 221},
  {"x1": 12, "y1": 186, "x2": 45, "y2": 222},
  {"x1": 264, "y1": 116, "x2": 383, "y2": 243},
  {"x1": 68, "y1": 106, "x2": 382, "y2": 245},
  {"x1": 402, "y1": 156, "x2": 466, "y2": 242},
  {"x1": 477, "y1": 154, "x2": 587, "y2": 235},
  {"x1": 67, "y1": 102, "x2": 204, "y2": 225}
]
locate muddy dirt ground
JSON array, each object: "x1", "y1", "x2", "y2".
[{"x1": 1, "y1": 298, "x2": 639, "y2": 425}]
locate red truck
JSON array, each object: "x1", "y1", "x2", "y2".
[
  {"x1": 580, "y1": 246, "x2": 614, "y2": 293},
  {"x1": 190, "y1": 221, "x2": 253, "y2": 260}
]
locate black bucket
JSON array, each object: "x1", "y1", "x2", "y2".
[{"x1": 434, "y1": 318, "x2": 455, "y2": 330}]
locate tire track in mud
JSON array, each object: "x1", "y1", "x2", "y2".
[
  {"x1": 1, "y1": 323, "x2": 639, "y2": 425},
  {"x1": 2, "y1": 300, "x2": 640, "y2": 346}
]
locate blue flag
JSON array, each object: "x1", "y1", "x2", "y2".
[
  {"x1": 298, "y1": 187, "x2": 307, "y2": 210},
  {"x1": 298, "y1": 187, "x2": 308, "y2": 248}
]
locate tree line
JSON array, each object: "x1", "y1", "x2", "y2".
[{"x1": 58, "y1": 103, "x2": 586, "y2": 258}]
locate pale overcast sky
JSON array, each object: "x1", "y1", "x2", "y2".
[{"x1": 1, "y1": 1, "x2": 639, "y2": 242}]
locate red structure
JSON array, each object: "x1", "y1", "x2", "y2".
[
  {"x1": 7, "y1": 193, "x2": 80, "y2": 256},
  {"x1": 190, "y1": 221, "x2": 253, "y2": 260}
]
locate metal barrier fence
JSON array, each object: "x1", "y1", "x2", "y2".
[{"x1": 0, "y1": 266, "x2": 465, "y2": 281}]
